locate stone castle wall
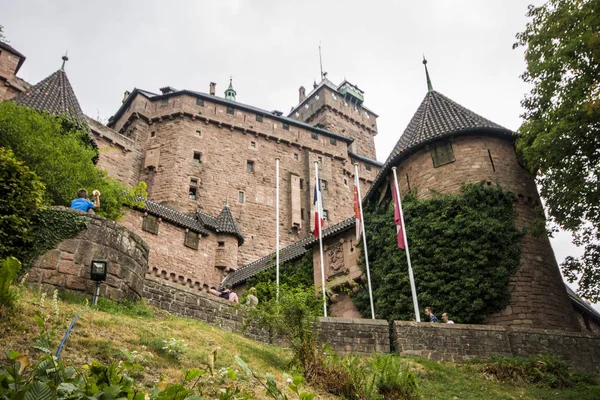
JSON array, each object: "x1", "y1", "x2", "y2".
[
  {"x1": 0, "y1": 45, "x2": 24, "y2": 102},
  {"x1": 393, "y1": 321, "x2": 600, "y2": 372},
  {"x1": 27, "y1": 210, "x2": 147, "y2": 300},
  {"x1": 390, "y1": 134, "x2": 579, "y2": 331}
]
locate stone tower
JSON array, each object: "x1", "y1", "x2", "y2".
[
  {"x1": 364, "y1": 60, "x2": 579, "y2": 331},
  {"x1": 288, "y1": 78, "x2": 378, "y2": 160}
]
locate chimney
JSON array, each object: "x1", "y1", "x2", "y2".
[
  {"x1": 299, "y1": 86, "x2": 306, "y2": 102},
  {"x1": 209, "y1": 82, "x2": 216, "y2": 96},
  {"x1": 122, "y1": 91, "x2": 130, "y2": 103}
]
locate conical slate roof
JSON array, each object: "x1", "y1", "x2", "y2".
[
  {"x1": 216, "y1": 205, "x2": 244, "y2": 245},
  {"x1": 365, "y1": 90, "x2": 512, "y2": 201},
  {"x1": 12, "y1": 69, "x2": 85, "y2": 126}
]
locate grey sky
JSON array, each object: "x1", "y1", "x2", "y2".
[{"x1": 2, "y1": 0, "x2": 594, "y2": 306}]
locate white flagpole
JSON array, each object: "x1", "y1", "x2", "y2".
[
  {"x1": 315, "y1": 161, "x2": 327, "y2": 317},
  {"x1": 391, "y1": 167, "x2": 421, "y2": 322},
  {"x1": 276, "y1": 158, "x2": 280, "y2": 301},
  {"x1": 354, "y1": 164, "x2": 375, "y2": 319}
]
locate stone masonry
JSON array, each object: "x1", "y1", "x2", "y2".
[{"x1": 27, "y1": 209, "x2": 148, "y2": 300}]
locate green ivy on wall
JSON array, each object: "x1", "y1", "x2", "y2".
[
  {"x1": 352, "y1": 183, "x2": 523, "y2": 324},
  {"x1": 245, "y1": 252, "x2": 314, "y2": 302},
  {"x1": 17, "y1": 208, "x2": 88, "y2": 269}
]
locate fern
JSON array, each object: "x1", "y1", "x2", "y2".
[{"x1": 0, "y1": 256, "x2": 22, "y2": 308}]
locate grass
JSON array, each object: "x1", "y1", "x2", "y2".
[{"x1": 1, "y1": 286, "x2": 599, "y2": 399}]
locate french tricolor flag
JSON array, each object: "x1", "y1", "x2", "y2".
[{"x1": 313, "y1": 180, "x2": 324, "y2": 238}]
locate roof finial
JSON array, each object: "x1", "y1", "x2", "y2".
[
  {"x1": 225, "y1": 76, "x2": 236, "y2": 101},
  {"x1": 423, "y1": 54, "x2": 433, "y2": 92},
  {"x1": 225, "y1": 195, "x2": 229, "y2": 207},
  {"x1": 61, "y1": 51, "x2": 69, "y2": 71}
]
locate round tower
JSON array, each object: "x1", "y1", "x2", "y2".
[
  {"x1": 365, "y1": 60, "x2": 579, "y2": 331},
  {"x1": 213, "y1": 202, "x2": 244, "y2": 274}
]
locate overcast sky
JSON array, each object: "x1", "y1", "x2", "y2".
[{"x1": 3, "y1": 0, "x2": 595, "y2": 306}]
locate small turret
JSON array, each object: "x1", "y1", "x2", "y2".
[{"x1": 224, "y1": 78, "x2": 236, "y2": 101}]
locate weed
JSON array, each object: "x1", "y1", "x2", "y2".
[{"x1": 0, "y1": 257, "x2": 22, "y2": 310}]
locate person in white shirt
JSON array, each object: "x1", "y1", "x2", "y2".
[{"x1": 442, "y1": 313, "x2": 454, "y2": 324}]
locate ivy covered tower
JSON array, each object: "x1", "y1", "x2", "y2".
[{"x1": 364, "y1": 59, "x2": 580, "y2": 331}]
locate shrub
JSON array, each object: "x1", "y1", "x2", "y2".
[
  {"x1": 353, "y1": 183, "x2": 522, "y2": 323},
  {"x1": 369, "y1": 354, "x2": 420, "y2": 400},
  {"x1": 0, "y1": 257, "x2": 23, "y2": 310},
  {"x1": 0, "y1": 102, "x2": 147, "y2": 221},
  {"x1": 0, "y1": 147, "x2": 45, "y2": 259}
]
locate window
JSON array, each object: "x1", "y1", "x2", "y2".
[
  {"x1": 330, "y1": 137, "x2": 337, "y2": 145},
  {"x1": 184, "y1": 231, "x2": 199, "y2": 250},
  {"x1": 318, "y1": 156, "x2": 323, "y2": 164},
  {"x1": 293, "y1": 153, "x2": 298, "y2": 160},
  {"x1": 190, "y1": 178, "x2": 198, "y2": 186},
  {"x1": 299, "y1": 179, "x2": 304, "y2": 190},
  {"x1": 282, "y1": 123, "x2": 290, "y2": 131},
  {"x1": 196, "y1": 98, "x2": 204, "y2": 106},
  {"x1": 250, "y1": 141, "x2": 256, "y2": 149},
  {"x1": 189, "y1": 187, "x2": 197, "y2": 200},
  {"x1": 246, "y1": 160, "x2": 254, "y2": 173},
  {"x1": 142, "y1": 215, "x2": 159, "y2": 234},
  {"x1": 256, "y1": 115, "x2": 263, "y2": 122},
  {"x1": 161, "y1": 98, "x2": 168, "y2": 106},
  {"x1": 311, "y1": 132, "x2": 318, "y2": 140},
  {"x1": 150, "y1": 131, "x2": 156, "y2": 138},
  {"x1": 226, "y1": 106, "x2": 234, "y2": 115},
  {"x1": 430, "y1": 141, "x2": 455, "y2": 167},
  {"x1": 301, "y1": 208, "x2": 305, "y2": 220},
  {"x1": 323, "y1": 209, "x2": 329, "y2": 221},
  {"x1": 321, "y1": 179, "x2": 327, "y2": 190},
  {"x1": 344, "y1": 178, "x2": 348, "y2": 186},
  {"x1": 218, "y1": 241, "x2": 225, "y2": 247},
  {"x1": 365, "y1": 163, "x2": 372, "y2": 171},
  {"x1": 193, "y1": 152, "x2": 201, "y2": 165},
  {"x1": 195, "y1": 130, "x2": 201, "y2": 137},
  {"x1": 238, "y1": 191, "x2": 245, "y2": 204}
]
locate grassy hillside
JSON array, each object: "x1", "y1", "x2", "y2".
[{"x1": 1, "y1": 287, "x2": 599, "y2": 399}]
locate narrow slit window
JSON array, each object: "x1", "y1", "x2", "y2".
[
  {"x1": 250, "y1": 141, "x2": 256, "y2": 149},
  {"x1": 321, "y1": 179, "x2": 327, "y2": 191},
  {"x1": 246, "y1": 160, "x2": 254, "y2": 173},
  {"x1": 193, "y1": 152, "x2": 201, "y2": 165},
  {"x1": 238, "y1": 191, "x2": 245, "y2": 203},
  {"x1": 323, "y1": 209, "x2": 329, "y2": 221},
  {"x1": 189, "y1": 187, "x2": 197, "y2": 200},
  {"x1": 150, "y1": 131, "x2": 156, "y2": 138},
  {"x1": 301, "y1": 208, "x2": 305, "y2": 220}
]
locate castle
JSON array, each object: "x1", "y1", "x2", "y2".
[{"x1": 1, "y1": 40, "x2": 599, "y2": 333}]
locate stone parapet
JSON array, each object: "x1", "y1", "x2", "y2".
[
  {"x1": 393, "y1": 321, "x2": 600, "y2": 372},
  {"x1": 319, "y1": 317, "x2": 390, "y2": 354}
]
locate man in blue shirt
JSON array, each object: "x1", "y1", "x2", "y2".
[
  {"x1": 71, "y1": 189, "x2": 100, "y2": 212},
  {"x1": 425, "y1": 307, "x2": 438, "y2": 323}
]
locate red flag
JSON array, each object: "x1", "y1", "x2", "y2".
[
  {"x1": 392, "y1": 186, "x2": 405, "y2": 249},
  {"x1": 353, "y1": 181, "x2": 362, "y2": 240}
]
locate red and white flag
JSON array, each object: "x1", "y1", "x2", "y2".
[
  {"x1": 392, "y1": 185, "x2": 406, "y2": 249},
  {"x1": 313, "y1": 180, "x2": 324, "y2": 238},
  {"x1": 353, "y1": 176, "x2": 362, "y2": 240}
]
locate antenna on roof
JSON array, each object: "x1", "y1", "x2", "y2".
[
  {"x1": 319, "y1": 42, "x2": 326, "y2": 81},
  {"x1": 61, "y1": 51, "x2": 69, "y2": 71}
]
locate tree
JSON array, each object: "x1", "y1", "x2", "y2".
[
  {"x1": 0, "y1": 25, "x2": 7, "y2": 43},
  {"x1": 0, "y1": 148, "x2": 45, "y2": 259},
  {"x1": 514, "y1": 0, "x2": 600, "y2": 301},
  {"x1": 0, "y1": 102, "x2": 146, "y2": 220}
]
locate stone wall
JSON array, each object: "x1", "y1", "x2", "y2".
[
  {"x1": 120, "y1": 209, "x2": 224, "y2": 289},
  {"x1": 393, "y1": 321, "x2": 600, "y2": 372},
  {"x1": 27, "y1": 210, "x2": 148, "y2": 300},
  {"x1": 319, "y1": 317, "x2": 390, "y2": 354},
  {"x1": 143, "y1": 276, "x2": 269, "y2": 343},
  {"x1": 390, "y1": 134, "x2": 579, "y2": 331}
]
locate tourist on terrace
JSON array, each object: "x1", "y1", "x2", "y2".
[
  {"x1": 442, "y1": 312, "x2": 455, "y2": 324},
  {"x1": 71, "y1": 189, "x2": 100, "y2": 212},
  {"x1": 425, "y1": 307, "x2": 438, "y2": 323},
  {"x1": 245, "y1": 287, "x2": 259, "y2": 307},
  {"x1": 209, "y1": 286, "x2": 239, "y2": 303}
]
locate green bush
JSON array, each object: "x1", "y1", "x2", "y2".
[
  {"x1": 353, "y1": 183, "x2": 522, "y2": 323},
  {"x1": 0, "y1": 257, "x2": 22, "y2": 310},
  {"x1": 0, "y1": 147, "x2": 45, "y2": 259},
  {"x1": 0, "y1": 102, "x2": 146, "y2": 221}
]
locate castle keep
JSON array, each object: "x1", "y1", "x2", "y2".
[{"x1": 1, "y1": 41, "x2": 599, "y2": 333}]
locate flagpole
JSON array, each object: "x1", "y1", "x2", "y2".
[
  {"x1": 391, "y1": 167, "x2": 421, "y2": 322},
  {"x1": 275, "y1": 158, "x2": 280, "y2": 301},
  {"x1": 354, "y1": 164, "x2": 375, "y2": 319},
  {"x1": 315, "y1": 161, "x2": 327, "y2": 317}
]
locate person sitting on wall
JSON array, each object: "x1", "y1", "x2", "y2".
[
  {"x1": 209, "y1": 285, "x2": 239, "y2": 303},
  {"x1": 71, "y1": 189, "x2": 101, "y2": 212},
  {"x1": 425, "y1": 306, "x2": 438, "y2": 323},
  {"x1": 245, "y1": 287, "x2": 259, "y2": 307},
  {"x1": 442, "y1": 312, "x2": 455, "y2": 324}
]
